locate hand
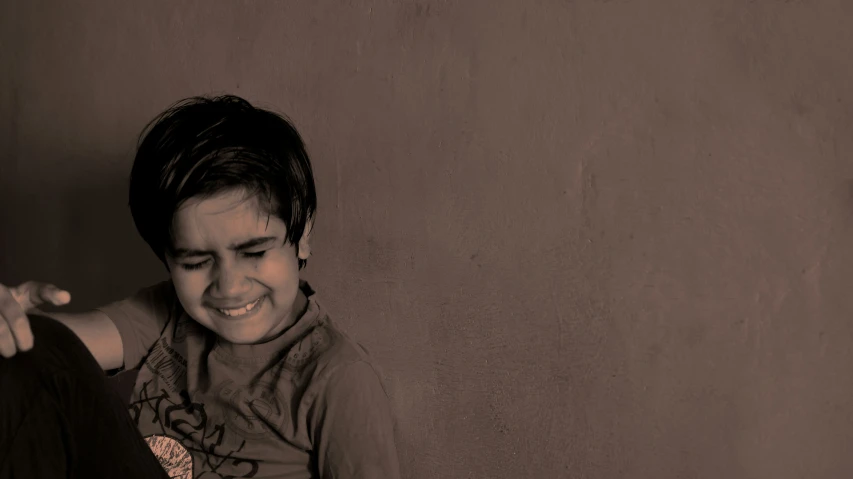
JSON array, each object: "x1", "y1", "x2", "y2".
[{"x1": 0, "y1": 281, "x2": 71, "y2": 358}]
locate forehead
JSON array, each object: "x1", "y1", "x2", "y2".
[
  {"x1": 182, "y1": 188, "x2": 263, "y2": 216},
  {"x1": 171, "y1": 189, "x2": 281, "y2": 243}
]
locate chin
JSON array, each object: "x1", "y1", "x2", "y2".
[
  {"x1": 224, "y1": 334, "x2": 263, "y2": 345},
  {"x1": 189, "y1": 314, "x2": 263, "y2": 344}
]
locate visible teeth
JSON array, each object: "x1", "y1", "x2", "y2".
[{"x1": 218, "y1": 297, "x2": 261, "y2": 317}]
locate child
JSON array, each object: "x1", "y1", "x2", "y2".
[{"x1": 0, "y1": 95, "x2": 402, "y2": 478}]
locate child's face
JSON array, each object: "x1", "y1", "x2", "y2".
[{"x1": 165, "y1": 188, "x2": 311, "y2": 344}]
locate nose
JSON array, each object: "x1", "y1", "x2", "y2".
[{"x1": 210, "y1": 261, "x2": 251, "y2": 299}]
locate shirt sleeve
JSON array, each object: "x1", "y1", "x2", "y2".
[
  {"x1": 94, "y1": 281, "x2": 178, "y2": 372},
  {"x1": 310, "y1": 360, "x2": 402, "y2": 479}
]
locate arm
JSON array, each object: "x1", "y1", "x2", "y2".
[
  {"x1": 0, "y1": 281, "x2": 122, "y2": 368},
  {"x1": 11, "y1": 280, "x2": 175, "y2": 372},
  {"x1": 34, "y1": 281, "x2": 176, "y2": 372},
  {"x1": 311, "y1": 361, "x2": 402, "y2": 479}
]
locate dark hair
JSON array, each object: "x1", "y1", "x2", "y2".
[{"x1": 129, "y1": 94, "x2": 317, "y2": 270}]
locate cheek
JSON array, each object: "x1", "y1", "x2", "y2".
[
  {"x1": 256, "y1": 257, "x2": 301, "y2": 298},
  {"x1": 259, "y1": 249, "x2": 300, "y2": 277},
  {"x1": 170, "y1": 271, "x2": 209, "y2": 306}
]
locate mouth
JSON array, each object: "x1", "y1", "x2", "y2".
[{"x1": 213, "y1": 296, "x2": 265, "y2": 318}]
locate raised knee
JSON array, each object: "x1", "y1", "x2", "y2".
[
  {"x1": 3, "y1": 314, "x2": 96, "y2": 373},
  {"x1": 27, "y1": 313, "x2": 81, "y2": 345}
]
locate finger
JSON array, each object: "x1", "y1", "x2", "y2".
[
  {"x1": 40, "y1": 284, "x2": 71, "y2": 306},
  {"x1": 1, "y1": 285, "x2": 33, "y2": 352},
  {"x1": 9, "y1": 282, "x2": 36, "y2": 312},
  {"x1": 13, "y1": 281, "x2": 70, "y2": 309},
  {"x1": 10, "y1": 314, "x2": 32, "y2": 352},
  {"x1": 0, "y1": 319, "x2": 15, "y2": 358},
  {"x1": 0, "y1": 286, "x2": 29, "y2": 356}
]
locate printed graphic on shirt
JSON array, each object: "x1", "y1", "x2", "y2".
[
  {"x1": 144, "y1": 336, "x2": 188, "y2": 391},
  {"x1": 284, "y1": 328, "x2": 328, "y2": 370},
  {"x1": 130, "y1": 334, "x2": 264, "y2": 478},
  {"x1": 131, "y1": 379, "x2": 262, "y2": 479},
  {"x1": 173, "y1": 316, "x2": 190, "y2": 343},
  {"x1": 213, "y1": 380, "x2": 287, "y2": 439},
  {"x1": 145, "y1": 434, "x2": 193, "y2": 479},
  {"x1": 126, "y1": 310, "x2": 336, "y2": 478}
]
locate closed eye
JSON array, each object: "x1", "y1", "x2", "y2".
[
  {"x1": 181, "y1": 259, "x2": 210, "y2": 271},
  {"x1": 178, "y1": 251, "x2": 265, "y2": 271}
]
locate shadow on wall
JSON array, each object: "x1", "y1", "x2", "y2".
[
  {"x1": 2, "y1": 167, "x2": 164, "y2": 400},
  {"x1": 61, "y1": 175, "x2": 165, "y2": 399},
  {"x1": 49, "y1": 173, "x2": 168, "y2": 313}
]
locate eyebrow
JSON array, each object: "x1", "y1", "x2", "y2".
[{"x1": 170, "y1": 236, "x2": 279, "y2": 259}]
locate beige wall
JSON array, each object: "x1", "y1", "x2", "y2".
[{"x1": 3, "y1": 1, "x2": 853, "y2": 477}]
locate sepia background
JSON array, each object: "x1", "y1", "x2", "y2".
[{"x1": 2, "y1": 1, "x2": 853, "y2": 477}]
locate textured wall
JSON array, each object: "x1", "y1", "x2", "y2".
[{"x1": 2, "y1": 1, "x2": 853, "y2": 477}]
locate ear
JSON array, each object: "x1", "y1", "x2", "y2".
[{"x1": 297, "y1": 217, "x2": 313, "y2": 260}]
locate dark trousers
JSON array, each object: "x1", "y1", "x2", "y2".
[{"x1": 0, "y1": 314, "x2": 169, "y2": 478}]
